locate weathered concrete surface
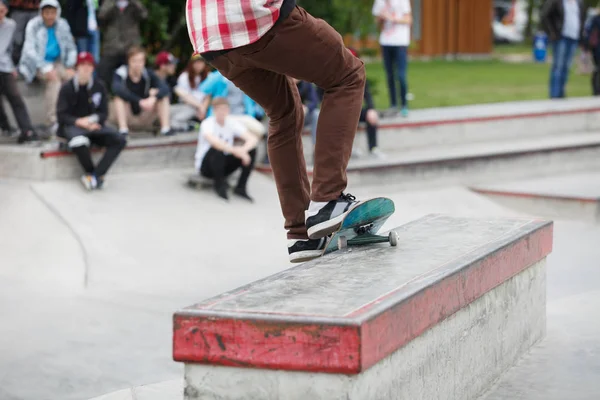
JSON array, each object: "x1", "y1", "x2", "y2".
[
  {"x1": 471, "y1": 172, "x2": 600, "y2": 223},
  {"x1": 183, "y1": 260, "x2": 546, "y2": 400}
]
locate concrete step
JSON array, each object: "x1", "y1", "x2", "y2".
[
  {"x1": 0, "y1": 132, "x2": 200, "y2": 181},
  {"x1": 259, "y1": 132, "x2": 600, "y2": 189},
  {"x1": 470, "y1": 172, "x2": 600, "y2": 223}
]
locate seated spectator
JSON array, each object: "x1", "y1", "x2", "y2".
[
  {"x1": 199, "y1": 70, "x2": 266, "y2": 139},
  {"x1": 108, "y1": 46, "x2": 173, "y2": 136},
  {"x1": 0, "y1": 0, "x2": 39, "y2": 143},
  {"x1": 18, "y1": 0, "x2": 77, "y2": 132},
  {"x1": 8, "y1": 0, "x2": 40, "y2": 65},
  {"x1": 195, "y1": 97, "x2": 258, "y2": 202},
  {"x1": 56, "y1": 51, "x2": 126, "y2": 190},
  {"x1": 64, "y1": 0, "x2": 101, "y2": 63},
  {"x1": 153, "y1": 50, "x2": 178, "y2": 100},
  {"x1": 293, "y1": 78, "x2": 320, "y2": 151},
  {"x1": 96, "y1": 0, "x2": 147, "y2": 92},
  {"x1": 171, "y1": 54, "x2": 209, "y2": 131}
]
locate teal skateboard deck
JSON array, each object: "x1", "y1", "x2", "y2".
[{"x1": 322, "y1": 197, "x2": 398, "y2": 256}]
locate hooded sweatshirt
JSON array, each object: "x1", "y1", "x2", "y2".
[{"x1": 17, "y1": 0, "x2": 77, "y2": 82}]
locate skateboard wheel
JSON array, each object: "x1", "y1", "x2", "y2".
[
  {"x1": 389, "y1": 231, "x2": 398, "y2": 247},
  {"x1": 338, "y1": 236, "x2": 348, "y2": 250}
]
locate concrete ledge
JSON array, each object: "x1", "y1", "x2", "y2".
[
  {"x1": 471, "y1": 172, "x2": 600, "y2": 222},
  {"x1": 174, "y1": 214, "x2": 553, "y2": 399}
]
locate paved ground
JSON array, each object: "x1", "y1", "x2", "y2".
[{"x1": 0, "y1": 167, "x2": 599, "y2": 400}]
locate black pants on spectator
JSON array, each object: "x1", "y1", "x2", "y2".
[
  {"x1": 0, "y1": 72, "x2": 34, "y2": 132},
  {"x1": 592, "y1": 52, "x2": 600, "y2": 96},
  {"x1": 61, "y1": 125, "x2": 127, "y2": 177},
  {"x1": 200, "y1": 147, "x2": 257, "y2": 189},
  {"x1": 96, "y1": 52, "x2": 126, "y2": 92},
  {"x1": 359, "y1": 107, "x2": 378, "y2": 151}
]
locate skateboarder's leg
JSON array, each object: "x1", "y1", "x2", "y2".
[
  {"x1": 208, "y1": 6, "x2": 365, "y2": 239},
  {"x1": 210, "y1": 6, "x2": 365, "y2": 202},
  {"x1": 206, "y1": 61, "x2": 309, "y2": 237}
]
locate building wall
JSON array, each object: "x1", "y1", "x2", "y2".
[{"x1": 414, "y1": 0, "x2": 493, "y2": 56}]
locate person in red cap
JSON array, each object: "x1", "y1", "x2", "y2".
[
  {"x1": 154, "y1": 50, "x2": 179, "y2": 105},
  {"x1": 56, "y1": 51, "x2": 127, "y2": 190},
  {"x1": 186, "y1": 0, "x2": 367, "y2": 263}
]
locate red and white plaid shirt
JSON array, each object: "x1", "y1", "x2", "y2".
[{"x1": 186, "y1": 0, "x2": 283, "y2": 54}]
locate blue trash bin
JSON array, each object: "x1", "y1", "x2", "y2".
[{"x1": 533, "y1": 32, "x2": 548, "y2": 63}]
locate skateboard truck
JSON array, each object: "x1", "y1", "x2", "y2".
[{"x1": 337, "y1": 225, "x2": 399, "y2": 250}]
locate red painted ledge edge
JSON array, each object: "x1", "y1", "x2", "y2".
[
  {"x1": 172, "y1": 222, "x2": 553, "y2": 374},
  {"x1": 471, "y1": 188, "x2": 600, "y2": 204}
]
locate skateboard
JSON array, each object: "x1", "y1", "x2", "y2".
[
  {"x1": 186, "y1": 174, "x2": 214, "y2": 189},
  {"x1": 322, "y1": 197, "x2": 398, "y2": 256}
]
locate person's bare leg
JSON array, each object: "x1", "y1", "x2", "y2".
[
  {"x1": 156, "y1": 97, "x2": 171, "y2": 132},
  {"x1": 112, "y1": 98, "x2": 130, "y2": 132}
]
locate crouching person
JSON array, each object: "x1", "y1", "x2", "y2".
[
  {"x1": 56, "y1": 52, "x2": 126, "y2": 190},
  {"x1": 195, "y1": 97, "x2": 258, "y2": 202}
]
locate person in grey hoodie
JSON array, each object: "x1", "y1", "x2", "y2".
[
  {"x1": 0, "y1": 0, "x2": 38, "y2": 143},
  {"x1": 18, "y1": 0, "x2": 77, "y2": 131}
]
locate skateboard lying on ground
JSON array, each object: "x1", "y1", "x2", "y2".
[
  {"x1": 322, "y1": 197, "x2": 398, "y2": 256},
  {"x1": 186, "y1": 174, "x2": 214, "y2": 190}
]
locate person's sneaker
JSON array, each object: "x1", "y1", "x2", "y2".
[
  {"x1": 400, "y1": 107, "x2": 409, "y2": 117},
  {"x1": 96, "y1": 176, "x2": 105, "y2": 190},
  {"x1": 370, "y1": 147, "x2": 386, "y2": 159},
  {"x1": 288, "y1": 237, "x2": 328, "y2": 263},
  {"x1": 214, "y1": 182, "x2": 229, "y2": 200},
  {"x1": 80, "y1": 174, "x2": 97, "y2": 191},
  {"x1": 17, "y1": 130, "x2": 40, "y2": 144},
  {"x1": 233, "y1": 187, "x2": 254, "y2": 202},
  {"x1": 305, "y1": 192, "x2": 361, "y2": 239}
]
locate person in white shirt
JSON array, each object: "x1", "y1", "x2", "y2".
[
  {"x1": 171, "y1": 54, "x2": 209, "y2": 130},
  {"x1": 195, "y1": 97, "x2": 258, "y2": 201},
  {"x1": 372, "y1": 0, "x2": 412, "y2": 117}
]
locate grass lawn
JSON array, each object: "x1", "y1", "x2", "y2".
[{"x1": 365, "y1": 58, "x2": 594, "y2": 110}]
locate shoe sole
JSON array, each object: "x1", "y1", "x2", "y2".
[
  {"x1": 289, "y1": 250, "x2": 323, "y2": 263},
  {"x1": 306, "y1": 202, "x2": 362, "y2": 240}
]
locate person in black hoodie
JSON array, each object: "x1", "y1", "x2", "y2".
[{"x1": 56, "y1": 51, "x2": 127, "y2": 190}]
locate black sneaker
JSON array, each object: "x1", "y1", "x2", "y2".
[
  {"x1": 17, "y1": 129, "x2": 40, "y2": 144},
  {"x1": 288, "y1": 237, "x2": 328, "y2": 263},
  {"x1": 305, "y1": 193, "x2": 361, "y2": 239},
  {"x1": 233, "y1": 187, "x2": 254, "y2": 202}
]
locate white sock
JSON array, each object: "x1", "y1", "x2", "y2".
[{"x1": 161, "y1": 127, "x2": 171, "y2": 134}]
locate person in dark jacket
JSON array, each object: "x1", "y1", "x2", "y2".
[
  {"x1": 108, "y1": 46, "x2": 173, "y2": 136},
  {"x1": 316, "y1": 48, "x2": 384, "y2": 158},
  {"x1": 96, "y1": 0, "x2": 147, "y2": 91},
  {"x1": 540, "y1": 0, "x2": 587, "y2": 98},
  {"x1": 64, "y1": 0, "x2": 101, "y2": 63},
  {"x1": 56, "y1": 51, "x2": 126, "y2": 190},
  {"x1": 582, "y1": 5, "x2": 600, "y2": 94}
]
